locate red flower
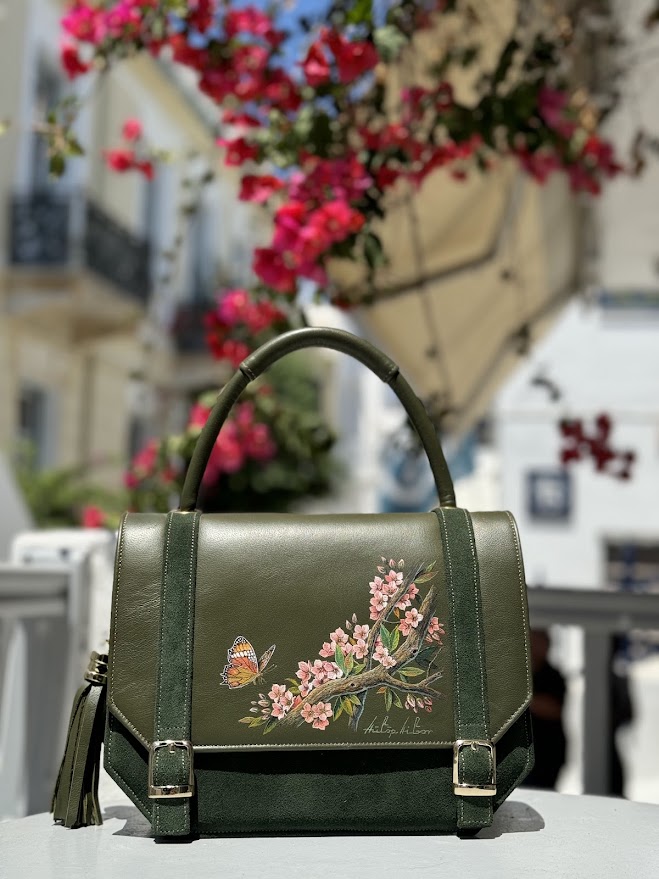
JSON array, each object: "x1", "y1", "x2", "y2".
[
  {"x1": 136, "y1": 160, "x2": 155, "y2": 180},
  {"x1": 122, "y1": 117, "x2": 143, "y2": 141},
  {"x1": 239, "y1": 174, "x2": 285, "y2": 204},
  {"x1": 60, "y1": 43, "x2": 91, "y2": 79},
  {"x1": 81, "y1": 505, "x2": 105, "y2": 529},
  {"x1": 217, "y1": 136, "x2": 259, "y2": 166},
  {"x1": 302, "y1": 41, "x2": 332, "y2": 87},
  {"x1": 224, "y1": 6, "x2": 281, "y2": 46},
  {"x1": 253, "y1": 248, "x2": 297, "y2": 293},
  {"x1": 103, "y1": 147, "x2": 135, "y2": 173},
  {"x1": 325, "y1": 31, "x2": 379, "y2": 83}
]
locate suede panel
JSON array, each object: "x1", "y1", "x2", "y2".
[{"x1": 104, "y1": 709, "x2": 533, "y2": 835}]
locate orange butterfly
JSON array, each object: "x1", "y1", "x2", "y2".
[{"x1": 220, "y1": 636, "x2": 276, "y2": 689}]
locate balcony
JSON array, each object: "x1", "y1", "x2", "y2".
[{"x1": 8, "y1": 191, "x2": 151, "y2": 303}]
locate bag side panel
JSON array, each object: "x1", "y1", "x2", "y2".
[{"x1": 472, "y1": 512, "x2": 533, "y2": 741}]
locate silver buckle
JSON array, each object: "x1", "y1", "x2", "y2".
[
  {"x1": 453, "y1": 739, "x2": 496, "y2": 797},
  {"x1": 148, "y1": 740, "x2": 195, "y2": 799}
]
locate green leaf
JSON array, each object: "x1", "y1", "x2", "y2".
[
  {"x1": 352, "y1": 662, "x2": 366, "y2": 674},
  {"x1": 391, "y1": 626, "x2": 400, "y2": 651},
  {"x1": 398, "y1": 666, "x2": 425, "y2": 679},
  {"x1": 334, "y1": 644, "x2": 347, "y2": 675},
  {"x1": 262, "y1": 719, "x2": 279, "y2": 736},
  {"x1": 286, "y1": 678, "x2": 300, "y2": 688},
  {"x1": 392, "y1": 691, "x2": 403, "y2": 709},
  {"x1": 343, "y1": 697, "x2": 355, "y2": 717},
  {"x1": 334, "y1": 700, "x2": 345, "y2": 721},
  {"x1": 347, "y1": 694, "x2": 362, "y2": 706},
  {"x1": 374, "y1": 25, "x2": 408, "y2": 62},
  {"x1": 49, "y1": 153, "x2": 66, "y2": 178},
  {"x1": 250, "y1": 717, "x2": 267, "y2": 728},
  {"x1": 239, "y1": 717, "x2": 254, "y2": 724},
  {"x1": 344, "y1": 652, "x2": 354, "y2": 675},
  {"x1": 384, "y1": 688, "x2": 393, "y2": 711},
  {"x1": 414, "y1": 571, "x2": 437, "y2": 584},
  {"x1": 363, "y1": 231, "x2": 386, "y2": 271},
  {"x1": 379, "y1": 625, "x2": 392, "y2": 652},
  {"x1": 346, "y1": 0, "x2": 372, "y2": 25}
]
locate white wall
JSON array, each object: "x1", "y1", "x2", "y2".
[{"x1": 496, "y1": 299, "x2": 659, "y2": 588}]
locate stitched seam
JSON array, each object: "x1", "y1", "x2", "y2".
[
  {"x1": 106, "y1": 703, "x2": 458, "y2": 749},
  {"x1": 463, "y1": 509, "x2": 488, "y2": 734},
  {"x1": 501, "y1": 512, "x2": 532, "y2": 709},
  {"x1": 154, "y1": 511, "x2": 174, "y2": 834},
  {"x1": 184, "y1": 513, "x2": 197, "y2": 732},
  {"x1": 157, "y1": 512, "x2": 175, "y2": 737},
  {"x1": 436, "y1": 510, "x2": 463, "y2": 824},
  {"x1": 109, "y1": 512, "x2": 129, "y2": 708}
]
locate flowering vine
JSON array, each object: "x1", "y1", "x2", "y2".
[{"x1": 57, "y1": 0, "x2": 626, "y2": 368}]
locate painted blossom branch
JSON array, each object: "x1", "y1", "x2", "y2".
[{"x1": 279, "y1": 586, "x2": 438, "y2": 729}]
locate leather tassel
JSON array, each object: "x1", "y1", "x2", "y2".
[{"x1": 51, "y1": 651, "x2": 107, "y2": 828}]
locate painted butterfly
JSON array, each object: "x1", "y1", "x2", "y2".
[{"x1": 220, "y1": 636, "x2": 276, "y2": 689}]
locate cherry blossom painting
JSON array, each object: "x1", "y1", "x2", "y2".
[{"x1": 238, "y1": 558, "x2": 446, "y2": 734}]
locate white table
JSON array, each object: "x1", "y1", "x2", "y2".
[{"x1": 1, "y1": 788, "x2": 657, "y2": 878}]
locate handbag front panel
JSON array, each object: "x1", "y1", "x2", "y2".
[{"x1": 107, "y1": 511, "x2": 531, "y2": 751}]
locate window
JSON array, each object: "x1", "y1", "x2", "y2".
[
  {"x1": 527, "y1": 469, "x2": 572, "y2": 522},
  {"x1": 18, "y1": 385, "x2": 55, "y2": 470}
]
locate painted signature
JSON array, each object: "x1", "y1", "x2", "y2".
[{"x1": 363, "y1": 715, "x2": 432, "y2": 738}]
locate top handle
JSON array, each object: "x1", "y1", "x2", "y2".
[{"x1": 179, "y1": 327, "x2": 456, "y2": 511}]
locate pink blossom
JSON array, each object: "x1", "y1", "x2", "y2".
[
  {"x1": 122, "y1": 118, "x2": 143, "y2": 141},
  {"x1": 353, "y1": 624, "x2": 369, "y2": 640},
  {"x1": 301, "y1": 703, "x2": 315, "y2": 723},
  {"x1": 353, "y1": 638, "x2": 369, "y2": 660},
  {"x1": 311, "y1": 701, "x2": 333, "y2": 730},
  {"x1": 296, "y1": 660, "x2": 314, "y2": 685},
  {"x1": 330, "y1": 628, "x2": 349, "y2": 646},
  {"x1": 385, "y1": 569, "x2": 404, "y2": 588},
  {"x1": 244, "y1": 422, "x2": 277, "y2": 462},
  {"x1": 373, "y1": 644, "x2": 396, "y2": 668},
  {"x1": 425, "y1": 617, "x2": 446, "y2": 644},
  {"x1": 239, "y1": 174, "x2": 285, "y2": 204},
  {"x1": 271, "y1": 701, "x2": 288, "y2": 718},
  {"x1": 252, "y1": 247, "x2": 297, "y2": 294},
  {"x1": 396, "y1": 583, "x2": 419, "y2": 610},
  {"x1": 319, "y1": 642, "x2": 334, "y2": 658},
  {"x1": 369, "y1": 591, "x2": 389, "y2": 620},
  {"x1": 398, "y1": 608, "x2": 423, "y2": 637},
  {"x1": 187, "y1": 402, "x2": 211, "y2": 430},
  {"x1": 81, "y1": 505, "x2": 105, "y2": 528},
  {"x1": 268, "y1": 683, "x2": 288, "y2": 702},
  {"x1": 302, "y1": 41, "x2": 331, "y2": 87},
  {"x1": 369, "y1": 576, "x2": 384, "y2": 595},
  {"x1": 217, "y1": 288, "x2": 251, "y2": 326}
]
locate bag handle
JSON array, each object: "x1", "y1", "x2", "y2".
[{"x1": 179, "y1": 327, "x2": 456, "y2": 511}]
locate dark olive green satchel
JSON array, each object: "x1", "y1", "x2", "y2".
[{"x1": 52, "y1": 327, "x2": 533, "y2": 837}]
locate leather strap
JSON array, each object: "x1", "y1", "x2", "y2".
[
  {"x1": 435, "y1": 508, "x2": 494, "y2": 831},
  {"x1": 152, "y1": 510, "x2": 200, "y2": 837},
  {"x1": 180, "y1": 327, "x2": 456, "y2": 511}
]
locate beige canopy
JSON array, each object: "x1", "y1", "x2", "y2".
[{"x1": 330, "y1": 163, "x2": 579, "y2": 435}]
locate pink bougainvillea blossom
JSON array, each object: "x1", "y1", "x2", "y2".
[{"x1": 121, "y1": 117, "x2": 143, "y2": 141}]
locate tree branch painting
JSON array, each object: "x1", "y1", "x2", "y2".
[{"x1": 238, "y1": 558, "x2": 446, "y2": 735}]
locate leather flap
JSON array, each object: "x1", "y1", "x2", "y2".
[{"x1": 108, "y1": 511, "x2": 531, "y2": 751}]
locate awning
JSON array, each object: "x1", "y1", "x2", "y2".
[{"x1": 330, "y1": 163, "x2": 579, "y2": 435}]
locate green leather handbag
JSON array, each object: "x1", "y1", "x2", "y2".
[{"x1": 52, "y1": 327, "x2": 533, "y2": 837}]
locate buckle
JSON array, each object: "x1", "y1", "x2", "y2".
[
  {"x1": 84, "y1": 650, "x2": 108, "y2": 685},
  {"x1": 148, "y1": 740, "x2": 195, "y2": 799},
  {"x1": 453, "y1": 739, "x2": 496, "y2": 797}
]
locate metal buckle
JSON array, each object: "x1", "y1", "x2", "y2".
[
  {"x1": 148, "y1": 740, "x2": 195, "y2": 799},
  {"x1": 453, "y1": 739, "x2": 496, "y2": 797},
  {"x1": 84, "y1": 650, "x2": 108, "y2": 686}
]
